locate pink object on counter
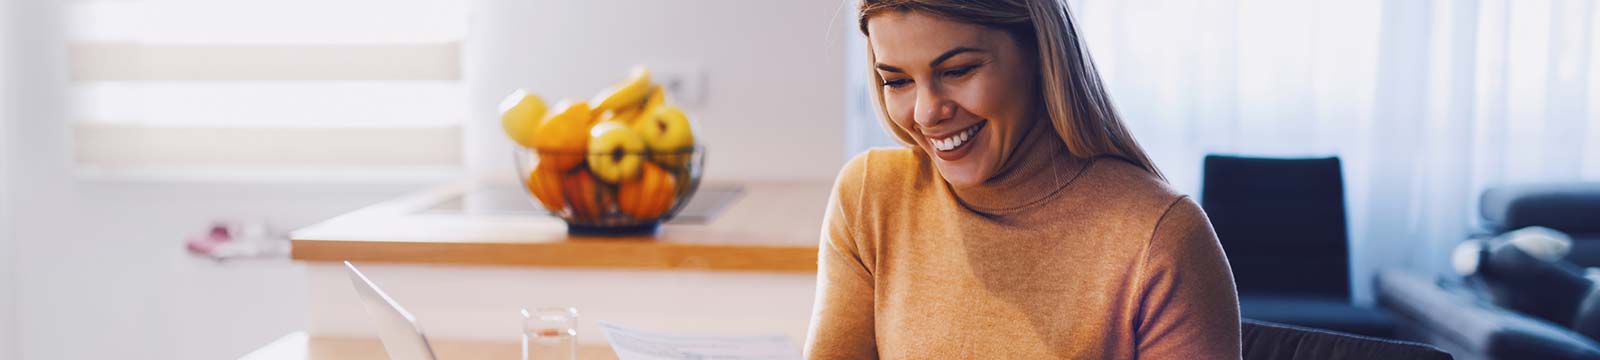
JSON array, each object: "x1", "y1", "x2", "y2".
[{"x1": 185, "y1": 223, "x2": 232, "y2": 255}]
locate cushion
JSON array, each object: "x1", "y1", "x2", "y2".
[{"x1": 1478, "y1": 243, "x2": 1593, "y2": 326}]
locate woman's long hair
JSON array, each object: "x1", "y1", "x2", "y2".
[{"x1": 859, "y1": 0, "x2": 1163, "y2": 179}]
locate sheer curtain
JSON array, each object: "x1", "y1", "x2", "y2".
[{"x1": 846, "y1": 0, "x2": 1600, "y2": 303}]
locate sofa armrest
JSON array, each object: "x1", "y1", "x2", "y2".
[
  {"x1": 1480, "y1": 182, "x2": 1600, "y2": 234},
  {"x1": 1376, "y1": 270, "x2": 1600, "y2": 360}
]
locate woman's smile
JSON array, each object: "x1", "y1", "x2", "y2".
[{"x1": 926, "y1": 120, "x2": 986, "y2": 161}]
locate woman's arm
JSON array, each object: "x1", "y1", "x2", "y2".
[
  {"x1": 1133, "y1": 196, "x2": 1242, "y2": 359},
  {"x1": 804, "y1": 153, "x2": 878, "y2": 359}
]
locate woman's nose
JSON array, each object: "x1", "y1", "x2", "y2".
[{"x1": 914, "y1": 85, "x2": 956, "y2": 128}]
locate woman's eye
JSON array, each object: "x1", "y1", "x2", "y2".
[
  {"x1": 943, "y1": 66, "x2": 976, "y2": 78},
  {"x1": 882, "y1": 78, "x2": 912, "y2": 89}
]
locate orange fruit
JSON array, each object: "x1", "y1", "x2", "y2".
[
  {"x1": 561, "y1": 169, "x2": 608, "y2": 222},
  {"x1": 532, "y1": 100, "x2": 592, "y2": 171},
  {"x1": 525, "y1": 162, "x2": 565, "y2": 214},
  {"x1": 618, "y1": 163, "x2": 677, "y2": 220}
]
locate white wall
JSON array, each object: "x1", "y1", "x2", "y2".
[
  {"x1": 0, "y1": 1, "x2": 429, "y2": 358},
  {"x1": 0, "y1": 0, "x2": 856, "y2": 357},
  {"x1": 0, "y1": 0, "x2": 15, "y2": 357},
  {"x1": 11, "y1": 181, "x2": 421, "y2": 359},
  {"x1": 464, "y1": 0, "x2": 853, "y2": 183},
  {"x1": 0, "y1": 1, "x2": 62, "y2": 358}
]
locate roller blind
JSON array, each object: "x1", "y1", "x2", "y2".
[{"x1": 66, "y1": 0, "x2": 466, "y2": 172}]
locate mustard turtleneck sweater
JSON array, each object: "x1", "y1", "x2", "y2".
[{"x1": 804, "y1": 125, "x2": 1241, "y2": 359}]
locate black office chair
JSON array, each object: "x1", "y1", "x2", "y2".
[{"x1": 1201, "y1": 155, "x2": 1394, "y2": 338}]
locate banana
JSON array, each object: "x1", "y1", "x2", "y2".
[
  {"x1": 594, "y1": 109, "x2": 636, "y2": 125},
  {"x1": 590, "y1": 65, "x2": 653, "y2": 113},
  {"x1": 639, "y1": 85, "x2": 666, "y2": 114}
]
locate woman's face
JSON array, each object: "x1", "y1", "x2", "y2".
[{"x1": 867, "y1": 11, "x2": 1039, "y2": 187}]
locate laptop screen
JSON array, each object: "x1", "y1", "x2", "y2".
[{"x1": 346, "y1": 261, "x2": 439, "y2": 360}]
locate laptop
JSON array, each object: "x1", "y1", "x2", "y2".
[{"x1": 346, "y1": 261, "x2": 440, "y2": 360}]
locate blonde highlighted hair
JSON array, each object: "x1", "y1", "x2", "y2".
[{"x1": 858, "y1": 0, "x2": 1163, "y2": 179}]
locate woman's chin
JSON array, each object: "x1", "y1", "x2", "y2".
[{"x1": 932, "y1": 159, "x2": 988, "y2": 188}]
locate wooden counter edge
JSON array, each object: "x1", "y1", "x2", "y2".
[{"x1": 291, "y1": 238, "x2": 818, "y2": 273}]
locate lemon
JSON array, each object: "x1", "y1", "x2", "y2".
[{"x1": 500, "y1": 89, "x2": 547, "y2": 148}]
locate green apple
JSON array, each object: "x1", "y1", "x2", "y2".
[{"x1": 587, "y1": 121, "x2": 646, "y2": 184}]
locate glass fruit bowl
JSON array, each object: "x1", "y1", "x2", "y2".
[{"x1": 514, "y1": 146, "x2": 705, "y2": 235}]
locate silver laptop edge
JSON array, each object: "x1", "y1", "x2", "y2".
[{"x1": 346, "y1": 261, "x2": 440, "y2": 360}]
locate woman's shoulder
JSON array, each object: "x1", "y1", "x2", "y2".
[
  {"x1": 834, "y1": 147, "x2": 932, "y2": 195},
  {"x1": 1072, "y1": 158, "x2": 1217, "y2": 260},
  {"x1": 1076, "y1": 156, "x2": 1195, "y2": 226}
]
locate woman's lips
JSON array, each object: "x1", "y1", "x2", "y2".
[{"x1": 929, "y1": 120, "x2": 985, "y2": 161}]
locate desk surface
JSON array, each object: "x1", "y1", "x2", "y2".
[
  {"x1": 241, "y1": 332, "x2": 620, "y2": 360},
  {"x1": 290, "y1": 181, "x2": 829, "y2": 272}
]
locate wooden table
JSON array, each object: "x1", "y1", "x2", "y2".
[{"x1": 241, "y1": 332, "x2": 620, "y2": 360}]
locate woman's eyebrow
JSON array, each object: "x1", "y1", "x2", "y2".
[
  {"x1": 929, "y1": 46, "x2": 984, "y2": 67},
  {"x1": 875, "y1": 46, "x2": 988, "y2": 74}
]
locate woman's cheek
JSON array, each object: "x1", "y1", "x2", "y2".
[
  {"x1": 949, "y1": 83, "x2": 989, "y2": 120},
  {"x1": 885, "y1": 96, "x2": 917, "y2": 134}
]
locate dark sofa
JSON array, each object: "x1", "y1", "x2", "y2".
[
  {"x1": 1376, "y1": 183, "x2": 1600, "y2": 360},
  {"x1": 1479, "y1": 183, "x2": 1600, "y2": 266}
]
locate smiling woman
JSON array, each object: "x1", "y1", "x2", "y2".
[{"x1": 805, "y1": 0, "x2": 1240, "y2": 359}]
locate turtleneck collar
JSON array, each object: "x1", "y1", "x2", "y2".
[{"x1": 944, "y1": 121, "x2": 1091, "y2": 215}]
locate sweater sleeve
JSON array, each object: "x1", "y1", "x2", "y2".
[
  {"x1": 804, "y1": 152, "x2": 879, "y2": 360},
  {"x1": 1134, "y1": 196, "x2": 1242, "y2": 359}
]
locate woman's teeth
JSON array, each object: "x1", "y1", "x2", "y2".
[{"x1": 931, "y1": 122, "x2": 982, "y2": 152}]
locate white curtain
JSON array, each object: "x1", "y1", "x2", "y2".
[{"x1": 846, "y1": 0, "x2": 1600, "y2": 304}]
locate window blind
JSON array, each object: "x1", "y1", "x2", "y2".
[{"x1": 66, "y1": 0, "x2": 466, "y2": 172}]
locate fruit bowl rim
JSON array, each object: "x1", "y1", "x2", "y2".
[{"x1": 516, "y1": 145, "x2": 706, "y2": 156}]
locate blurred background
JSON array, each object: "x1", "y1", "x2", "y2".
[{"x1": 1, "y1": 0, "x2": 1597, "y2": 359}]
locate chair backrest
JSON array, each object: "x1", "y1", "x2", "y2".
[
  {"x1": 1201, "y1": 155, "x2": 1350, "y2": 299},
  {"x1": 1242, "y1": 319, "x2": 1453, "y2": 360}
]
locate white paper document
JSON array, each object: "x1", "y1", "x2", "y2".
[{"x1": 597, "y1": 321, "x2": 802, "y2": 360}]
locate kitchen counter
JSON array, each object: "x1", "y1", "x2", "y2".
[
  {"x1": 291, "y1": 180, "x2": 830, "y2": 272},
  {"x1": 286, "y1": 179, "x2": 831, "y2": 346}
]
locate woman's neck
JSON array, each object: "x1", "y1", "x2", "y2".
[{"x1": 946, "y1": 121, "x2": 1089, "y2": 215}]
